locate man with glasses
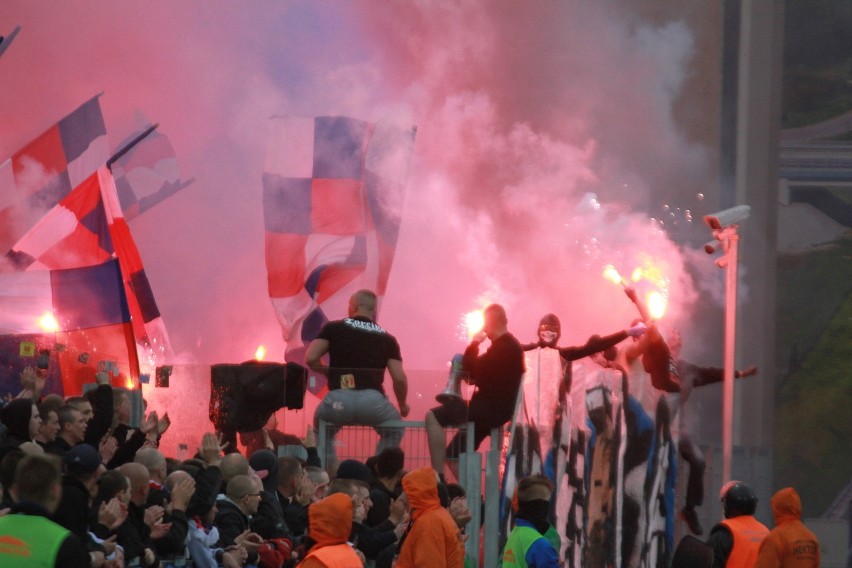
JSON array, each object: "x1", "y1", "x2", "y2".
[{"x1": 215, "y1": 474, "x2": 265, "y2": 563}]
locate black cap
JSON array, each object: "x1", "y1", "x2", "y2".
[
  {"x1": 64, "y1": 444, "x2": 101, "y2": 476},
  {"x1": 336, "y1": 459, "x2": 373, "y2": 484}
]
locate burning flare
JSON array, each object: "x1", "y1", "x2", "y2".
[
  {"x1": 38, "y1": 312, "x2": 59, "y2": 332},
  {"x1": 255, "y1": 345, "x2": 266, "y2": 361},
  {"x1": 646, "y1": 290, "x2": 668, "y2": 319},
  {"x1": 463, "y1": 310, "x2": 484, "y2": 340},
  {"x1": 604, "y1": 260, "x2": 670, "y2": 320},
  {"x1": 603, "y1": 264, "x2": 625, "y2": 286}
]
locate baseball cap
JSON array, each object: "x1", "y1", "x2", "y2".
[{"x1": 64, "y1": 444, "x2": 101, "y2": 476}]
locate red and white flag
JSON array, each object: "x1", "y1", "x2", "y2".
[{"x1": 263, "y1": 115, "x2": 415, "y2": 381}]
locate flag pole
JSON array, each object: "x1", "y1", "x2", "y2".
[
  {"x1": 107, "y1": 123, "x2": 160, "y2": 170},
  {"x1": 0, "y1": 25, "x2": 22, "y2": 59}
]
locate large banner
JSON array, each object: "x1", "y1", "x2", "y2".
[
  {"x1": 263, "y1": 115, "x2": 415, "y2": 389},
  {"x1": 1, "y1": 167, "x2": 172, "y2": 395},
  {"x1": 0, "y1": 95, "x2": 108, "y2": 253},
  {"x1": 111, "y1": 126, "x2": 193, "y2": 220},
  {"x1": 504, "y1": 352, "x2": 678, "y2": 568}
]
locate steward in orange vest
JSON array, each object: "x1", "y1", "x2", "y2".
[{"x1": 706, "y1": 481, "x2": 769, "y2": 567}]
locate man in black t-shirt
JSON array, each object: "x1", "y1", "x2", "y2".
[
  {"x1": 306, "y1": 289, "x2": 410, "y2": 467},
  {"x1": 425, "y1": 303, "x2": 525, "y2": 480}
]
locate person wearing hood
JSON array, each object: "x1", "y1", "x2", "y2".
[
  {"x1": 753, "y1": 487, "x2": 820, "y2": 568},
  {"x1": 395, "y1": 467, "x2": 464, "y2": 568},
  {"x1": 299, "y1": 492, "x2": 363, "y2": 567},
  {"x1": 0, "y1": 398, "x2": 41, "y2": 460},
  {"x1": 522, "y1": 314, "x2": 648, "y2": 428},
  {"x1": 502, "y1": 475, "x2": 560, "y2": 567},
  {"x1": 518, "y1": 314, "x2": 646, "y2": 467}
]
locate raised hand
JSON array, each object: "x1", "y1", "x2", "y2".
[
  {"x1": 738, "y1": 365, "x2": 758, "y2": 378},
  {"x1": 140, "y1": 411, "x2": 159, "y2": 434},
  {"x1": 19, "y1": 366, "x2": 37, "y2": 393},
  {"x1": 144, "y1": 505, "x2": 164, "y2": 527},
  {"x1": 199, "y1": 432, "x2": 227, "y2": 466},
  {"x1": 99, "y1": 497, "x2": 128, "y2": 530},
  {"x1": 262, "y1": 428, "x2": 274, "y2": 451},
  {"x1": 235, "y1": 530, "x2": 263, "y2": 552},
  {"x1": 99, "y1": 436, "x2": 118, "y2": 465},
  {"x1": 302, "y1": 425, "x2": 316, "y2": 449},
  {"x1": 169, "y1": 477, "x2": 196, "y2": 512},
  {"x1": 101, "y1": 535, "x2": 118, "y2": 556},
  {"x1": 389, "y1": 495, "x2": 408, "y2": 525},
  {"x1": 449, "y1": 496, "x2": 472, "y2": 528},
  {"x1": 627, "y1": 321, "x2": 648, "y2": 337},
  {"x1": 149, "y1": 519, "x2": 173, "y2": 539},
  {"x1": 156, "y1": 412, "x2": 171, "y2": 435}
]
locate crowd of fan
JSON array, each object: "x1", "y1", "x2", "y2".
[{"x1": 0, "y1": 368, "x2": 473, "y2": 568}]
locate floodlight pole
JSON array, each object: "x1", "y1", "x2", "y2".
[{"x1": 718, "y1": 226, "x2": 740, "y2": 483}]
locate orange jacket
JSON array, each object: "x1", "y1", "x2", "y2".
[
  {"x1": 719, "y1": 515, "x2": 769, "y2": 568},
  {"x1": 395, "y1": 467, "x2": 465, "y2": 568},
  {"x1": 300, "y1": 493, "x2": 363, "y2": 568},
  {"x1": 754, "y1": 487, "x2": 820, "y2": 568}
]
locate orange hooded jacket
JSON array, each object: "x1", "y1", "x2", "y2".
[
  {"x1": 753, "y1": 487, "x2": 820, "y2": 568},
  {"x1": 299, "y1": 493, "x2": 363, "y2": 568},
  {"x1": 395, "y1": 467, "x2": 465, "y2": 568}
]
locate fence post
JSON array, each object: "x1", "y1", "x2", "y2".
[
  {"x1": 460, "y1": 424, "x2": 482, "y2": 568},
  {"x1": 483, "y1": 426, "x2": 502, "y2": 567},
  {"x1": 317, "y1": 419, "x2": 327, "y2": 469}
]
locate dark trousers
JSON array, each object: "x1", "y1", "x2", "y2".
[{"x1": 678, "y1": 434, "x2": 705, "y2": 508}]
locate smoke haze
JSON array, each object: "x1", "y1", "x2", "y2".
[{"x1": 0, "y1": 2, "x2": 726, "y2": 402}]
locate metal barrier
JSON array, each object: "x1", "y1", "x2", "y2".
[{"x1": 317, "y1": 419, "x2": 504, "y2": 567}]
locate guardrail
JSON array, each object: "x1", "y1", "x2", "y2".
[{"x1": 317, "y1": 419, "x2": 504, "y2": 567}]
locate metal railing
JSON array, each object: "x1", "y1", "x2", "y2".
[{"x1": 317, "y1": 419, "x2": 504, "y2": 567}]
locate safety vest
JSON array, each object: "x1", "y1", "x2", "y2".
[
  {"x1": 720, "y1": 515, "x2": 770, "y2": 568},
  {"x1": 502, "y1": 525, "x2": 547, "y2": 568},
  {"x1": 0, "y1": 514, "x2": 69, "y2": 567},
  {"x1": 302, "y1": 543, "x2": 362, "y2": 567}
]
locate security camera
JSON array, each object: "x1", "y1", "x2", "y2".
[
  {"x1": 703, "y1": 241, "x2": 717, "y2": 254},
  {"x1": 703, "y1": 205, "x2": 750, "y2": 231}
]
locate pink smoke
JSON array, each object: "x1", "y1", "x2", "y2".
[{"x1": 0, "y1": 2, "x2": 724, "y2": 413}]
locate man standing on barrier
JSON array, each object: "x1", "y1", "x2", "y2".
[
  {"x1": 306, "y1": 289, "x2": 410, "y2": 467},
  {"x1": 425, "y1": 303, "x2": 525, "y2": 480}
]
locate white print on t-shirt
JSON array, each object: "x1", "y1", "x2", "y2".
[{"x1": 343, "y1": 318, "x2": 386, "y2": 334}]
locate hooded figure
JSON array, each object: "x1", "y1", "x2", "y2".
[
  {"x1": 249, "y1": 449, "x2": 279, "y2": 494},
  {"x1": 519, "y1": 314, "x2": 644, "y2": 464},
  {"x1": 535, "y1": 314, "x2": 561, "y2": 348},
  {"x1": 396, "y1": 467, "x2": 464, "y2": 568},
  {"x1": 0, "y1": 398, "x2": 39, "y2": 460},
  {"x1": 753, "y1": 487, "x2": 820, "y2": 568},
  {"x1": 300, "y1": 493, "x2": 362, "y2": 568}
]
